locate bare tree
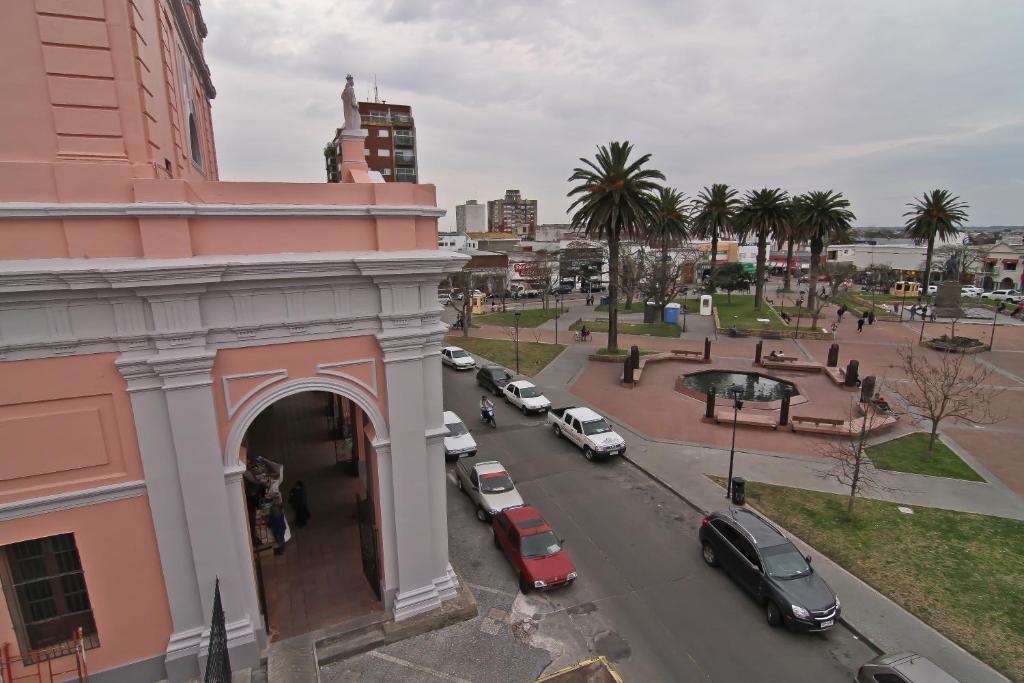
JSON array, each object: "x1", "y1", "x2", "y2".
[
  {"x1": 450, "y1": 269, "x2": 480, "y2": 338},
  {"x1": 937, "y1": 243, "x2": 990, "y2": 285},
  {"x1": 639, "y1": 243, "x2": 702, "y2": 313},
  {"x1": 519, "y1": 253, "x2": 559, "y2": 310},
  {"x1": 618, "y1": 247, "x2": 646, "y2": 311},
  {"x1": 819, "y1": 400, "x2": 894, "y2": 518},
  {"x1": 896, "y1": 344, "x2": 1004, "y2": 459}
]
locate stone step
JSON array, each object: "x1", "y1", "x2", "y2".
[{"x1": 313, "y1": 621, "x2": 388, "y2": 668}]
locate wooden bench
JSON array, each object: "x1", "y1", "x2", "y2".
[
  {"x1": 715, "y1": 409, "x2": 777, "y2": 429},
  {"x1": 761, "y1": 359, "x2": 823, "y2": 373},
  {"x1": 621, "y1": 350, "x2": 708, "y2": 386},
  {"x1": 759, "y1": 330, "x2": 784, "y2": 340},
  {"x1": 790, "y1": 415, "x2": 846, "y2": 434}
]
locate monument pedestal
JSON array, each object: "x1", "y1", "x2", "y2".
[
  {"x1": 933, "y1": 282, "x2": 965, "y2": 319},
  {"x1": 339, "y1": 129, "x2": 373, "y2": 183}
]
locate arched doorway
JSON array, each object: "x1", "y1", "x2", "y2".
[
  {"x1": 999, "y1": 277, "x2": 1014, "y2": 289},
  {"x1": 983, "y1": 275, "x2": 995, "y2": 291},
  {"x1": 239, "y1": 390, "x2": 384, "y2": 640}
]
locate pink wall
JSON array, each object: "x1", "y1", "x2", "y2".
[
  {"x1": 0, "y1": 354, "x2": 144, "y2": 504},
  {"x1": 211, "y1": 336, "x2": 389, "y2": 452},
  {"x1": 0, "y1": 496, "x2": 173, "y2": 675}
]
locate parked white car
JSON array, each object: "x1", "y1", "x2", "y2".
[
  {"x1": 926, "y1": 284, "x2": 938, "y2": 295},
  {"x1": 443, "y1": 410, "x2": 477, "y2": 460},
  {"x1": 502, "y1": 380, "x2": 551, "y2": 415},
  {"x1": 454, "y1": 460, "x2": 524, "y2": 521},
  {"x1": 548, "y1": 406, "x2": 626, "y2": 460},
  {"x1": 438, "y1": 294, "x2": 451, "y2": 306},
  {"x1": 441, "y1": 346, "x2": 475, "y2": 370},
  {"x1": 981, "y1": 289, "x2": 1022, "y2": 303},
  {"x1": 961, "y1": 286, "x2": 983, "y2": 298}
]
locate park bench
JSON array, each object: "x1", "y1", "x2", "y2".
[
  {"x1": 621, "y1": 349, "x2": 709, "y2": 386},
  {"x1": 761, "y1": 358, "x2": 823, "y2": 372},
  {"x1": 825, "y1": 366, "x2": 847, "y2": 385},
  {"x1": 790, "y1": 415, "x2": 847, "y2": 434},
  {"x1": 759, "y1": 330, "x2": 784, "y2": 340},
  {"x1": 714, "y1": 408, "x2": 777, "y2": 429}
]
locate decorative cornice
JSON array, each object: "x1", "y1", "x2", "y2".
[
  {"x1": 148, "y1": 350, "x2": 216, "y2": 390},
  {"x1": 169, "y1": 0, "x2": 216, "y2": 99},
  {"x1": 0, "y1": 481, "x2": 147, "y2": 522},
  {"x1": 0, "y1": 202, "x2": 446, "y2": 219}
]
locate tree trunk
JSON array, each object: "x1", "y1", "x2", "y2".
[
  {"x1": 923, "y1": 236, "x2": 935, "y2": 294},
  {"x1": 708, "y1": 228, "x2": 719, "y2": 292},
  {"x1": 927, "y1": 423, "x2": 939, "y2": 460},
  {"x1": 462, "y1": 295, "x2": 471, "y2": 338},
  {"x1": 783, "y1": 238, "x2": 794, "y2": 292},
  {"x1": 754, "y1": 227, "x2": 767, "y2": 310},
  {"x1": 807, "y1": 237, "x2": 823, "y2": 311},
  {"x1": 607, "y1": 234, "x2": 620, "y2": 352}
]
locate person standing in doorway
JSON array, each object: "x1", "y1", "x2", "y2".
[
  {"x1": 268, "y1": 497, "x2": 288, "y2": 555},
  {"x1": 288, "y1": 481, "x2": 311, "y2": 528}
]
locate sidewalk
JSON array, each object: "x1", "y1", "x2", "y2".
[{"x1": 531, "y1": 354, "x2": 1016, "y2": 683}]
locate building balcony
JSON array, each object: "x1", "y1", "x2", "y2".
[
  {"x1": 395, "y1": 152, "x2": 416, "y2": 165},
  {"x1": 395, "y1": 169, "x2": 417, "y2": 182},
  {"x1": 394, "y1": 134, "x2": 415, "y2": 147}
]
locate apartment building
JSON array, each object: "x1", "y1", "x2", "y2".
[
  {"x1": 487, "y1": 190, "x2": 537, "y2": 238},
  {"x1": 326, "y1": 102, "x2": 418, "y2": 183}
]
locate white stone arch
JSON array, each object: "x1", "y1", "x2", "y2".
[{"x1": 222, "y1": 376, "x2": 390, "y2": 468}]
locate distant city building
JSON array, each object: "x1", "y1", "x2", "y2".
[
  {"x1": 487, "y1": 190, "x2": 537, "y2": 238},
  {"x1": 326, "y1": 101, "x2": 417, "y2": 183},
  {"x1": 534, "y1": 223, "x2": 571, "y2": 242},
  {"x1": 455, "y1": 200, "x2": 486, "y2": 234}
]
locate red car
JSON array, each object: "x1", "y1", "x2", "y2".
[{"x1": 492, "y1": 506, "x2": 577, "y2": 592}]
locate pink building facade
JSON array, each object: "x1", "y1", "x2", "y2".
[{"x1": 0, "y1": 1, "x2": 464, "y2": 680}]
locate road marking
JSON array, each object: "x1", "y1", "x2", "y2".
[{"x1": 368, "y1": 651, "x2": 473, "y2": 683}]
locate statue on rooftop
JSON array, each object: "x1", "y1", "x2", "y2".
[{"x1": 341, "y1": 74, "x2": 361, "y2": 132}]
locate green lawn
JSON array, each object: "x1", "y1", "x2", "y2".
[
  {"x1": 445, "y1": 336, "x2": 565, "y2": 376},
  {"x1": 868, "y1": 433, "x2": 984, "y2": 481},
  {"x1": 475, "y1": 308, "x2": 561, "y2": 328},
  {"x1": 709, "y1": 478, "x2": 1024, "y2": 681},
  {"x1": 714, "y1": 295, "x2": 788, "y2": 331},
  {"x1": 570, "y1": 319, "x2": 681, "y2": 338}
]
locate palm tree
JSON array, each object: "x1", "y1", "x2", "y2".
[
  {"x1": 903, "y1": 190, "x2": 970, "y2": 293},
  {"x1": 567, "y1": 141, "x2": 664, "y2": 352},
  {"x1": 691, "y1": 184, "x2": 741, "y2": 292},
  {"x1": 796, "y1": 190, "x2": 856, "y2": 311},
  {"x1": 776, "y1": 198, "x2": 807, "y2": 293},
  {"x1": 649, "y1": 186, "x2": 690, "y2": 258},
  {"x1": 734, "y1": 188, "x2": 792, "y2": 310}
]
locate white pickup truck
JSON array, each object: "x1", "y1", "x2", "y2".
[{"x1": 548, "y1": 406, "x2": 626, "y2": 460}]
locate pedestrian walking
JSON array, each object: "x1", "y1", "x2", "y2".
[
  {"x1": 857, "y1": 317, "x2": 865, "y2": 333},
  {"x1": 868, "y1": 310, "x2": 875, "y2": 325},
  {"x1": 830, "y1": 322, "x2": 838, "y2": 342},
  {"x1": 930, "y1": 308, "x2": 937, "y2": 322},
  {"x1": 268, "y1": 498, "x2": 289, "y2": 555},
  {"x1": 909, "y1": 305, "x2": 917, "y2": 321}
]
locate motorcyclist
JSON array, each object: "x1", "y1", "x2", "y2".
[{"x1": 480, "y1": 395, "x2": 494, "y2": 417}]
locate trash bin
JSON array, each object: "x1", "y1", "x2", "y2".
[
  {"x1": 643, "y1": 301, "x2": 657, "y2": 323},
  {"x1": 600, "y1": 296, "x2": 609, "y2": 307},
  {"x1": 731, "y1": 477, "x2": 746, "y2": 505},
  {"x1": 664, "y1": 302, "x2": 681, "y2": 324}
]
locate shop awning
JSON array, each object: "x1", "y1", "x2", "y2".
[
  {"x1": 984, "y1": 257, "x2": 998, "y2": 263},
  {"x1": 1002, "y1": 259, "x2": 1019, "y2": 265}
]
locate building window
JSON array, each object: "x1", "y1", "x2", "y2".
[
  {"x1": 380, "y1": 168, "x2": 391, "y2": 176},
  {"x1": 377, "y1": 129, "x2": 389, "y2": 138},
  {"x1": 364, "y1": 148, "x2": 370, "y2": 157},
  {"x1": 0, "y1": 534, "x2": 98, "y2": 656},
  {"x1": 377, "y1": 149, "x2": 390, "y2": 157}
]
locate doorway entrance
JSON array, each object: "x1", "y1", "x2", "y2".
[{"x1": 241, "y1": 391, "x2": 382, "y2": 641}]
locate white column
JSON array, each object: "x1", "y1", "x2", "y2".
[
  {"x1": 116, "y1": 355, "x2": 206, "y2": 683},
  {"x1": 421, "y1": 333, "x2": 457, "y2": 598}
]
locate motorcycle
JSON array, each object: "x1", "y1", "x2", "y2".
[{"x1": 480, "y1": 406, "x2": 496, "y2": 429}]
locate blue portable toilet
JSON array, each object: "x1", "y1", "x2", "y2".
[
  {"x1": 664, "y1": 302, "x2": 681, "y2": 324},
  {"x1": 600, "y1": 296, "x2": 610, "y2": 307}
]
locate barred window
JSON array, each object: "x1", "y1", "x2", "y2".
[{"x1": 1, "y1": 534, "x2": 98, "y2": 655}]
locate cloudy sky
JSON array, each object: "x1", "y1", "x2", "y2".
[{"x1": 202, "y1": 0, "x2": 1023, "y2": 228}]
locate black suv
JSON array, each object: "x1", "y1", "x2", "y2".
[
  {"x1": 699, "y1": 508, "x2": 840, "y2": 632},
  {"x1": 477, "y1": 365, "x2": 514, "y2": 395}
]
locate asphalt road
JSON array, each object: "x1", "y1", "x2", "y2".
[{"x1": 443, "y1": 365, "x2": 875, "y2": 682}]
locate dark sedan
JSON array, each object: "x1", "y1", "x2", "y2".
[
  {"x1": 699, "y1": 508, "x2": 840, "y2": 632},
  {"x1": 477, "y1": 365, "x2": 514, "y2": 395}
]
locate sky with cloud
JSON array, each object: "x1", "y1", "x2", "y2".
[{"x1": 201, "y1": 0, "x2": 1023, "y2": 227}]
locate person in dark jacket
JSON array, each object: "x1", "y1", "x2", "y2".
[
  {"x1": 868, "y1": 310, "x2": 876, "y2": 325},
  {"x1": 288, "y1": 481, "x2": 311, "y2": 528},
  {"x1": 268, "y1": 499, "x2": 288, "y2": 555}
]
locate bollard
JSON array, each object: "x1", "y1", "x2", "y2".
[
  {"x1": 704, "y1": 336, "x2": 712, "y2": 361},
  {"x1": 705, "y1": 387, "x2": 716, "y2": 419},
  {"x1": 623, "y1": 355, "x2": 634, "y2": 384},
  {"x1": 630, "y1": 345, "x2": 640, "y2": 370},
  {"x1": 860, "y1": 375, "x2": 876, "y2": 403},
  {"x1": 827, "y1": 343, "x2": 840, "y2": 368},
  {"x1": 755, "y1": 340, "x2": 763, "y2": 364},
  {"x1": 844, "y1": 359, "x2": 860, "y2": 388},
  {"x1": 779, "y1": 394, "x2": 791, "y2": 426}
]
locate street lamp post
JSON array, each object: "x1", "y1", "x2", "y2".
[
  {"x1": 554, "y1": 294, "x2": 561, "y2": 344},
  {"x1": 726, "y1": 384, "x2": 745, "y2": 500},
  {"x1": 514, "y1": 310, "x2": 521, "y2": 374},
  {"x1": 794, "y1": 292, "x2": 805, "y2": 340},
  {"x1": 682, "y1": 288, "x2": 688, "y2": 333}
]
